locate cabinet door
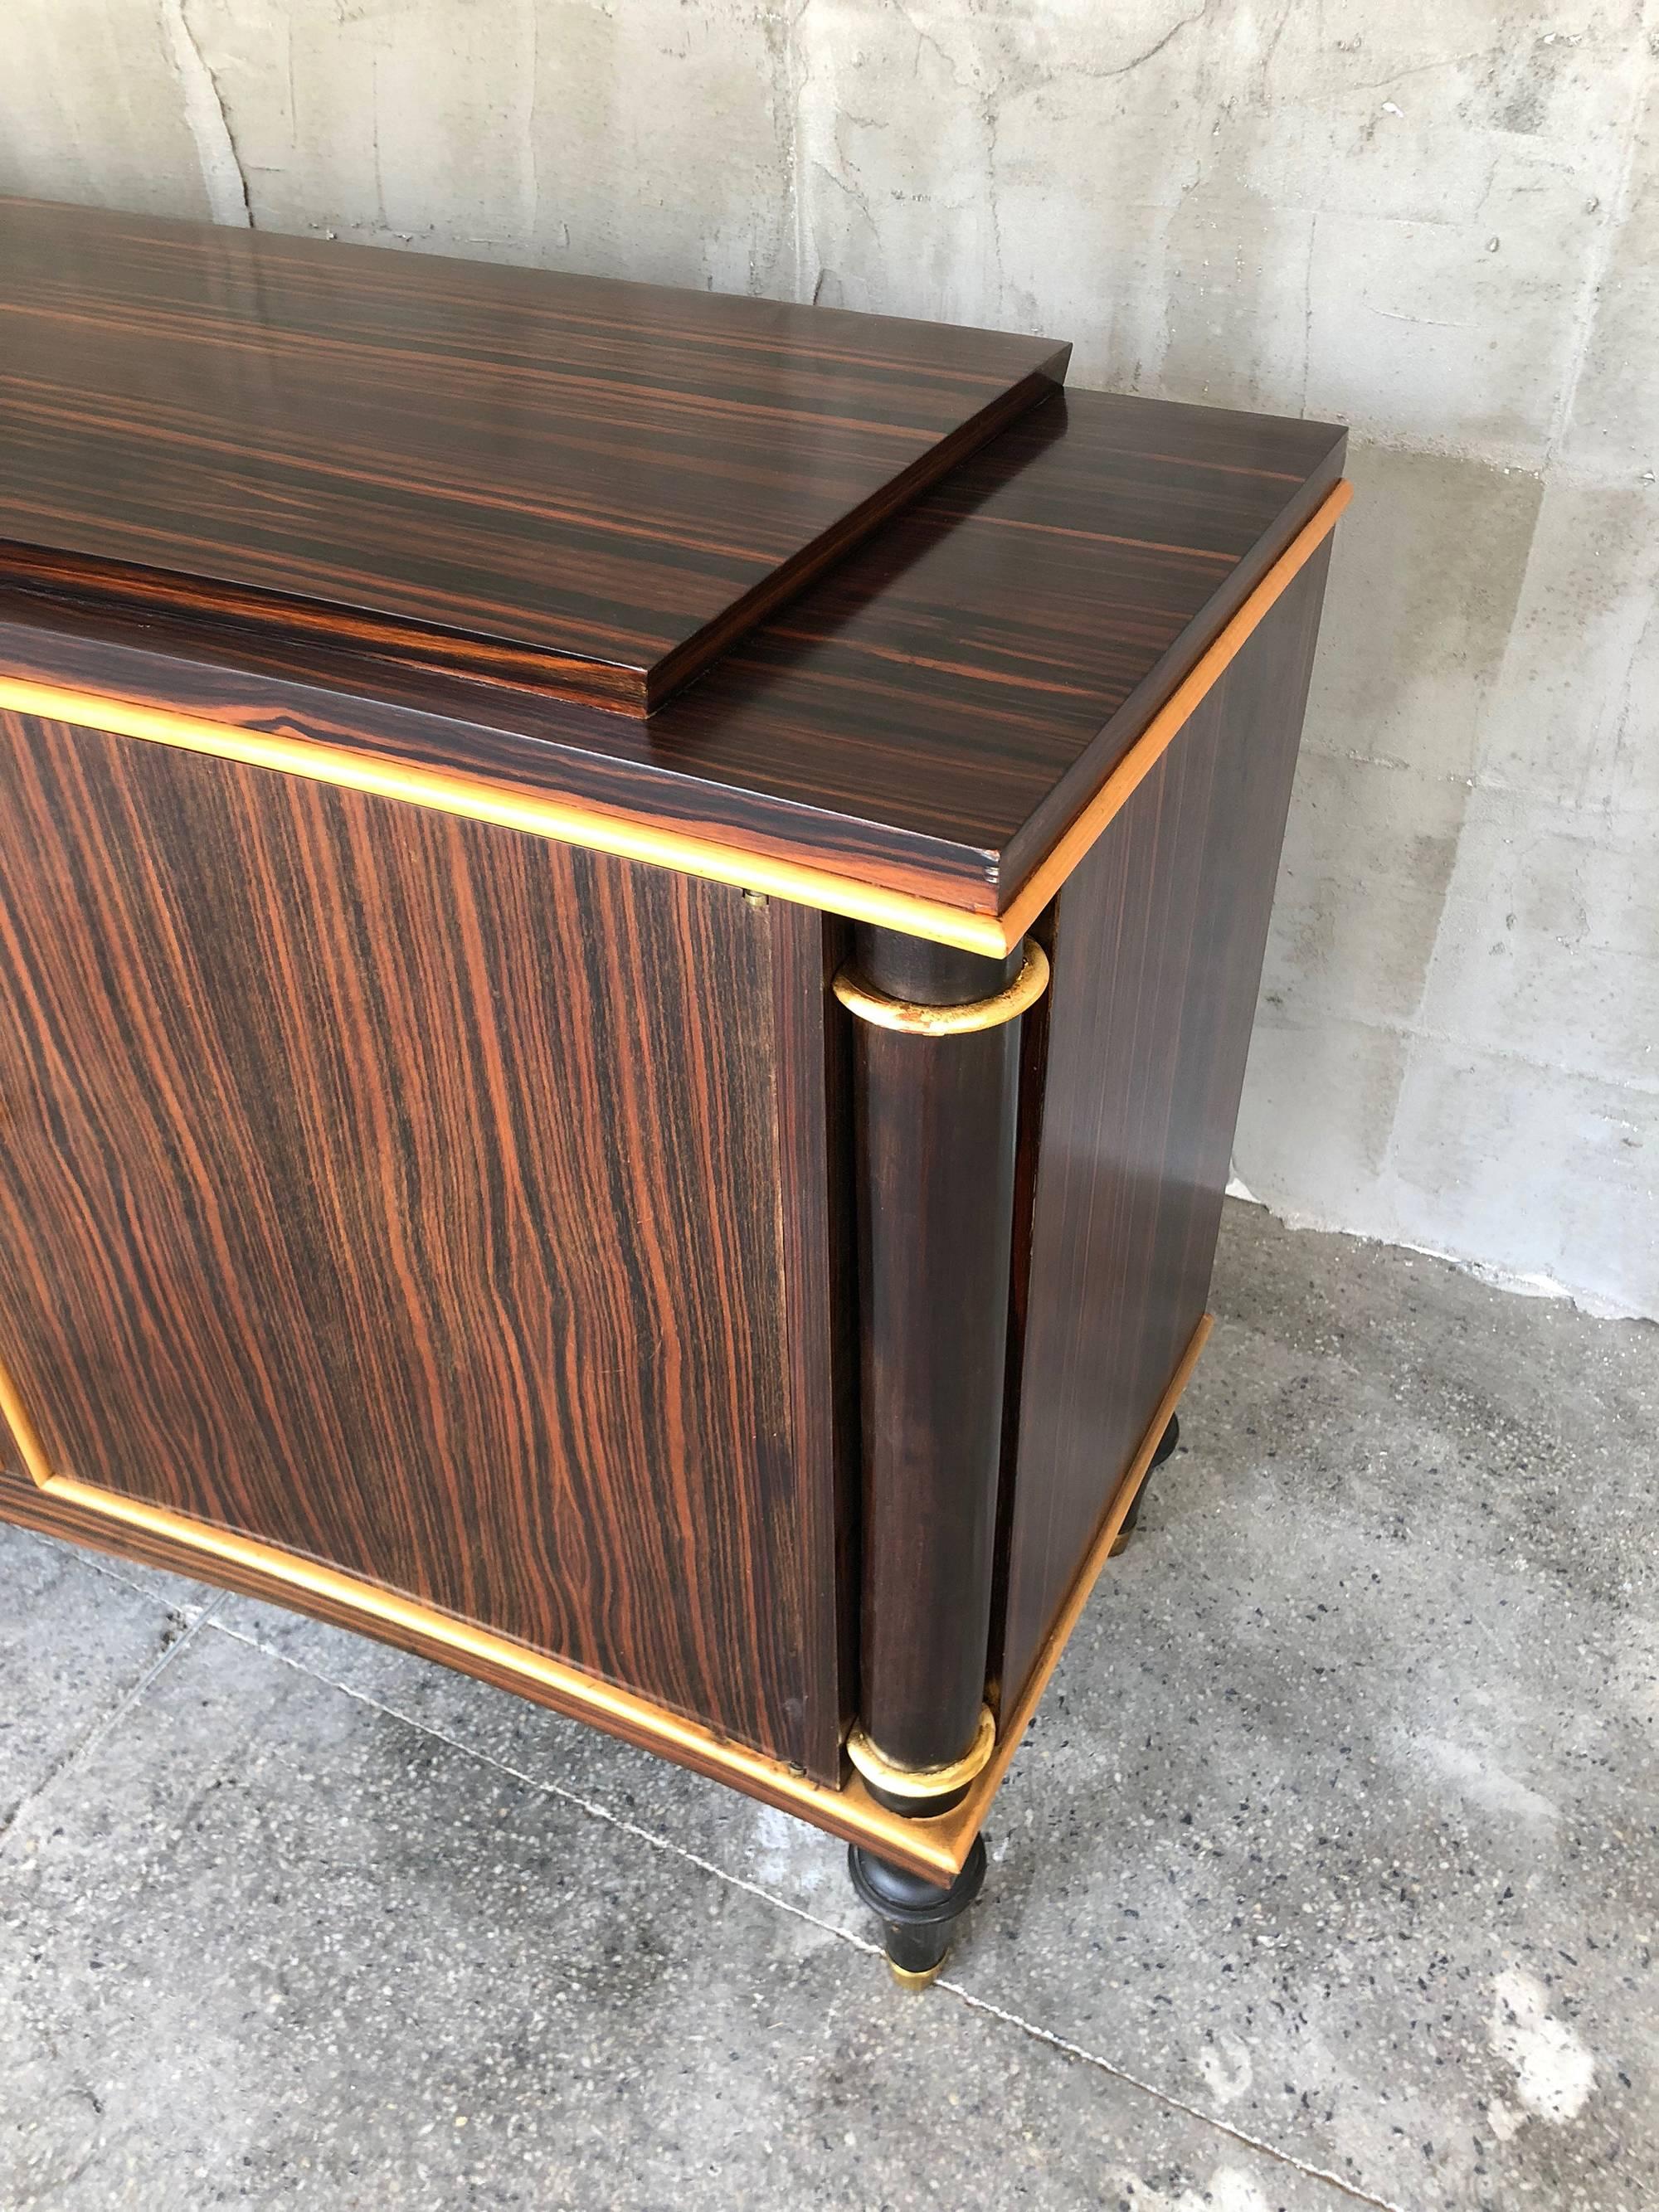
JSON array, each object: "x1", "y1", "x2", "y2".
[{"x1": 0, "y1": 707, "x2": 846, "y2": 1776}]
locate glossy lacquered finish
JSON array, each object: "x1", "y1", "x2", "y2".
[
  {"x1": 995, "y1": 546, "x2": 1333, "y2": 1703},
  {"x1": 0, "y1": 383, "x2": 1345, "y2": 916},
  {"x1": 0, "y1": 707, "x2": 847, "y2": 1777},
  {"x1": 0, "y1": 199, "x2": 1067, "y2": 715},
  {"x1": 844, "y1": 929, "x2": 1024, "y2": 1777},
  {"x1": 0, "y1": 211, "x2": 1354, "y2": 1911}
]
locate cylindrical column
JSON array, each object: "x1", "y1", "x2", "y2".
[{"x1": 834, "y1": 924, "x2": 1048, "y2": 1808}]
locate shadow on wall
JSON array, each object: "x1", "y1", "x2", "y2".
[{"x1": 1238, "y1": 439, "x2": 1658, "y2": 1322}]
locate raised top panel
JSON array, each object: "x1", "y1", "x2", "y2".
[{"x1": 0, "y1": 199, "x2": 1068, "y2": 714}]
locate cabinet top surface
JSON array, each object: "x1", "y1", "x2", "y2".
[
  {"x1": 0, "y1": 198, "x2": 1068, "y2": 715},
  {"x1": 0, "y1": 201, "x2": 1346, "y2": 935}
]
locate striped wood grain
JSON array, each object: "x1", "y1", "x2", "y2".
[
  {"x1": 0, "y1": 396, "x2": 1348, "y2": 917},
  {"x1": 0, "y1": 705, "x2": 846, "y2": 1775},
  {"x1": 995, "y1": 547, "x2": 1332, "y2": 1702},
  {"x1": 0, "y1": 197, "x2": 1067, "y2": 712}
]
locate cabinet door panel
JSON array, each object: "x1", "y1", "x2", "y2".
[{"x1": 0, "y1": 709, "x2": 842, "y2": 1773}]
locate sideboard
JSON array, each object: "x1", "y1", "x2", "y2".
[{"x1": 0, "y1": 197, "x2": 1348, "y2": 1984}]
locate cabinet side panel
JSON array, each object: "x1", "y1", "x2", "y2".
[
  {"x1": 998, "y1": 546, "x2": 1331, "y2": 1704},
  {"x1": 0, "y1": 710, "x2": 836, "y2": 1771}
]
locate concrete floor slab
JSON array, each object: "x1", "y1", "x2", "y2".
[
  {"x1": 0, "y1": 1533, "x2": 211, "y2": 1837},
  {"x1": 2, "y1": 1203, "x2": 1653, "y2": 2209},
  {"x1": 1, "y1": 1611, "x2": 1350, "y2": 2212},
  {"x1": 966, "y1": 1208, "x2": 1657, "y2": 2212}
]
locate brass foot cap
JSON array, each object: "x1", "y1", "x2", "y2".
[{"x1": 888, "y1": 1957, "x2": 946, "y2": 1991}]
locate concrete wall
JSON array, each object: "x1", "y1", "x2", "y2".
[{"x1": 2, "y1": 2, "x2": 1655, "y2": 1317}]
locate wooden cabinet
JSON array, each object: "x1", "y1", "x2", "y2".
[{"x1": 0, "y1": 197, "x2": 1347, "y2": 1981}]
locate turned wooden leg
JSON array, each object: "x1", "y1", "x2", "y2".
[
  {"x1": 848, "y1": 1835, "x2": 988, "y2": 1989},
  {"x1": 1110, "y1": 1412, "x2": 1181, "y2": 1556},
  {"x1": 834, "y1": 924, "x2": 1049, "y2": 1979}
]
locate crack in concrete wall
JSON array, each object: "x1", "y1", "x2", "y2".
[{"x1": 159, "y1": 0, "x2": 252, "y2": 227}]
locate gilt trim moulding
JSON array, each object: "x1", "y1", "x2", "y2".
[
  {"x1": 0, "y1": 1319, "x2": 1209, "y2": 1884},
  {"x1": 0, "y1": 479, "x2": 1348, "y2": 956}
]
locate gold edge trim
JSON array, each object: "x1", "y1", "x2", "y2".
[
  {"x1": 0, "y1": 676, "x2": 1013, "y2": 960},
  {"x1": 832, "y1": 942, "x2": 1049, "y2": 1034},
  {"x1": 41, "y1": 1466, "x2": 830, "y2": 1806},
  {"x1": 0, "y1": 1348, "x2": 963, "y2": 1879},
  {"x1": 995, "y1": 478, "x2": 1353, "y2": 945},
  {"x1": 0, "y1": 1355, "x2": 52, "y2": 1492},
  {"x1": 845, "y1": 1704, "x2": 997, "y2": 1796},
  {"x1": 917, "y1": 1313, "x2": 1215, "y2": 1864},
  {"x1": 0, "y1": 479, "x2": 1350, "y2": 958},
  {"x1": 0, "y1": 1318, "x2": 1212, "y2": 1883}
]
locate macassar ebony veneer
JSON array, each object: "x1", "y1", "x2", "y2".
[
  {"x1": 0, "y1": 198, "x2": 1349, "y2": 1983},
  {"x1": 0, "y1": 197, "x2": 1068, "y2": 714}
]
